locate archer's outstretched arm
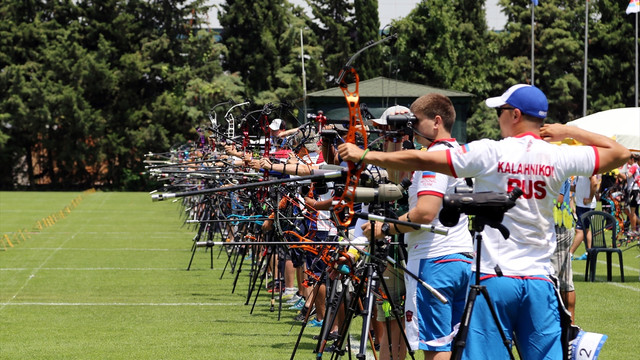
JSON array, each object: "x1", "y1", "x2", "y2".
[
  {"x1": 540, "y1": 123, "x2": 629, "y2": 173},
  {"x1": 337, "y1": 143, "x2": 453, "y2": 177}
]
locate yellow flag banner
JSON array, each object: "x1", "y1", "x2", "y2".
[{"x1": 1, "y1": 189, "x2": 95, "y2": 251}]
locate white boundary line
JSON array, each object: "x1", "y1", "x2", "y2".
[
  {"x1": 0, "y1": 230, "x2": 79, "y2": 312},
  {"x1": 594, "y1": 258, "x2": 639, "y2": 273},
  {"x1": 0, "y1": 302, "x2": 246, "y2": 306},
  {"x1": 0, "y1": 268, "x2": 186, "y2": 271},
  {"x1": 6, "y1": 248, "x2": 189, "y2": 251}
]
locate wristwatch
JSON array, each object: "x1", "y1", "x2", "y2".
[{"x1": 381, "y1": 223, "x2": 391, "y2": 236}]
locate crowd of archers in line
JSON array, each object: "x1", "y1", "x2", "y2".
[{"x1": 147, "y1": 84, "x2": 633, "y2": 360}]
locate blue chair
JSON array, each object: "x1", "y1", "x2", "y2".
[{"x1": 580, "y1": 210, "x2": 625, "y2": 282}]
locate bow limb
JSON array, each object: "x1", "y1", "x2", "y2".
[{"x1": 332, "y1": 67, "x2": 368, "y2": 228}]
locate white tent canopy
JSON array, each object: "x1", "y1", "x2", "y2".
[{"x1": 565, "y1": 107, "x2": 640, "y2": 152}]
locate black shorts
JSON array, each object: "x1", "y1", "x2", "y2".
[{"x1": 628, "y1": 189, "x2": 639, "y2": 208}]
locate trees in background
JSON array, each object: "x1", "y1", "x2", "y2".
[
  {"x1": 352, "y1": 0, "x2": 382, "y2": 80},
  {"x1": 392, "y1": 0, "x2": 499, "y2": 140},
  {"x1": 219, "y1": 0, "x2": 324, "y2": 103},
  {"x1": 589, "y1": 0, "x2": 637, "y2": 110},
  {"x1": 306, "y1": 0, "x2": 355, "y2": 84},
  {"x1": 392, "y1": 0, "x2": 637, "y2": 140},
  {"x1": 0, "y1": 0, "x2": 637, "y2": 189},
  {"x1": 0, "y1": 0, "x2": 240, "y2": 189}
]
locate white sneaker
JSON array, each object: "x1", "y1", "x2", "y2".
[
  {"x1": 285, "y1": 293, "x2": 302, "y2": 304},
  {"x1": 281, "y1": 287, "x2": 298, "y2": 300}
]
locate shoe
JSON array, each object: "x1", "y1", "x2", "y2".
[
  {"x1": 308, "y1": 318, "x2": 323, "y2": 327},
  {"x1": 288, "y1": 297, "x2": 305, "y2": 310},
  {"x1": 281, "y1": 288, "x2": 298, "y2": 300},
  {"x1": 575, "y1": 253, "x2": 588, "y2": 261},
  {"x1": 267, "y1": 279, "x2": 284, "y2": 293},
  {"x1": 285, "y1": 293, "x2": 302, "y2": 304},
  {"x1": 265, "y1": 279, "x2": 276, "y2": 289},
  {"x1": 294, "y1": 306, "x2": 315, "y2": 321},
  {"x1": 294, "y1": 307, "x2": 308, "y2": 322},
  {"x1": 313, "y1": 331, "x2": 340, "y2": 341}
]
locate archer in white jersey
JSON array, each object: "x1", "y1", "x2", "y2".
[{"x1": 338, "y1": 84, "x2": 629, "y2": 360}]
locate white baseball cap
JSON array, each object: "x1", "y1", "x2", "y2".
[
  {"x1": 372, "y1": 105, "x2": 411, "y2": 126},
  {"x1": 269, "y1": 118, "x2": 283, "y2": 131}
]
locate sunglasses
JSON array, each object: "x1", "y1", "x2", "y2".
[{"x1": 496, "y1": 107, "x2": 516, "y2": 117}]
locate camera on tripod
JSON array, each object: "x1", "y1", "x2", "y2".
[{"x1": 439, "y1": 187, "x2": 523, "y2": 235}]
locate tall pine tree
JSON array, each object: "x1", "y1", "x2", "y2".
[
  {"x1": 588, "y1": 0, "x2": 638, "y2": 110},
  {"x1": 353, "y1": 0, "x2": 382, "y2": 80},
  {"x1": 307, "y1": 0, "x2": 354, "y2": 83}
]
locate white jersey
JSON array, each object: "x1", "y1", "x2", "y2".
[
  {"x1": 574, "y1": 176, "x2": 596, "y2": 209},
  {"x1": 447, "y1": 133, "x2": 597, "y2": 276},
  {"x1": 310, "y1": 157, "x2": 335, "y2": 234},
  {"x1": 405, "y1": 140, "x2": 473, "y2": 261}
]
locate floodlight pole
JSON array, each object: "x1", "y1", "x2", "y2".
[
  {"x1": 583, "y1": 0, "x2": 589, "y2": 117},
  {"x1": 531, "y1": 4, "x2": 535, "y2": 86},
  {"x1": 635, "y1": 12, "x2": 639, "y2": 107},
  {"x1": 301, "y1": 28, "x2": 308, "y2": 120}
]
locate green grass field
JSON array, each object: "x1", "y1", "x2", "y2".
[{"x1": 1, "y1": 191, "x2": 638, "y2": 359}]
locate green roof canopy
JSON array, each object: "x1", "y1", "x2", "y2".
[{"x1": 300, "y1": 77, "x2": 475, "y2": 143}]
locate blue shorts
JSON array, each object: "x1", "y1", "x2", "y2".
[
  {"x1": 461, "y1": 274, "x2": 562, "y2": 360},
  {"x1": 404, "y1": 253, "x2": 472, "y2": 352}
]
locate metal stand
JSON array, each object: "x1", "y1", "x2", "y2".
[
  {"x1": 450, "y1": 217, "x2": 516, "y2": 360},
  {"x1": 326, "y1": 223, "x2": 414, "y2": 360}
]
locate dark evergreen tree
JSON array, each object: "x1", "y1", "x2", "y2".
[
  {"x1": 219, "y1": 0, "x2": 289, "y2": 97},
  {"x1": 269, "y1": 5, "x2": 325, "y2": 103},
  {"x1": 497, "y1": 0, "x2": 585, "y2": 122},
  {"x1": 394, "y1": 0, "x2": 468, "y2": 88},
  {"x1": 0, "y1": 0, "x2": 241, "y2": 189},
  {"x1": 353, "y1": 0, "x2": 382, "y2": 80},
  {"x1": 392, "y1": 0, "x2": 496, "y2": 141},
  {"x1": 219, "y1": 0, "x2": 324, "y2": 108},
  {"x1": 306, "y1": 0, "x2": 354, "y2": 83},
  {"x1": 589, "y1": 0, "x2": 638, "y2": 110}
]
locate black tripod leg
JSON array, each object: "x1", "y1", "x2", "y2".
[
  {"x1": 290, "y1": 273, "x2": 326, "y2": 360},
  {"x1": 269, "y1": 246, "x2": 279, "y2": 313},
  {"x1": 246, "y1": 246, "x2": 268, "y2": 306},
  {"x1": 187, "y1": 208, "x2": 211, "y2": 270},
  {"x1": 230, "y1": 242, "x2": 242, "y2": 273},
  {"x1": 451, "y1": 285, "x2": 515, "y2": 360},
  {"x1": 186, "y1": 239, "x2": 198, "y2": 271},
  {"x1": 231, "y1": 246, "x2": 246, "y2": 294},
  {"x1": 377, "y1": 266, "x2": 415, "y2": 360},
  {"x1": 210, "y1": 240, "x2": 214, "y2": 268},
  {"x1": 250, "y1": 254, "x2": 269, "y2": 315},
  {"x1": 276, "y1": 246, "x2": 285, "y2": 320},
  {"x1": 219, "y1": 244, "x2": 235, "y2": 280},
  {"x1": 479, "y1": 286, "x2": 515, "y2": 360},
  {"x1": 331, "y1": 273, "x2": 367, "y2": 360},
  {"x1": 215, "y1": 227, "x2": 226, "y2": 259},
  {"x1": 356, "y1": 265, "x2": 377, "y2": 360},
  {"x1": 451, "y1": 285, "x2": 479, "y2": 360},
  {"x1": 316, "y1": 277, "x2": 344, "y2": 356}
]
